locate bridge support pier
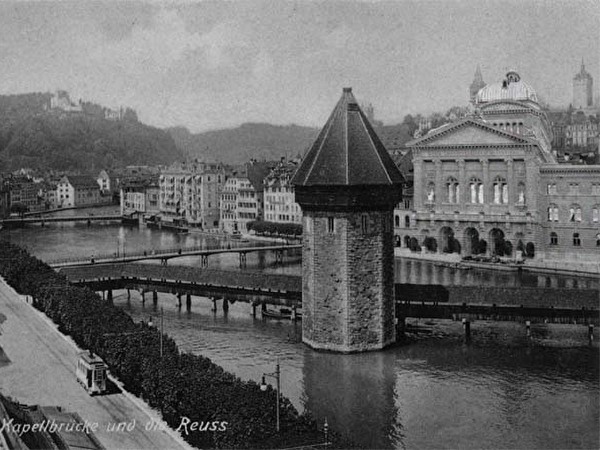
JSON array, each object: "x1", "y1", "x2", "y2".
[
  {"x1": 141, "y1": 291, "x2": 146, "y2": 304},
  {"x1": 153, "y1": 290, "x2": 158, "y2": 307},
  {"x1": 177, "y1": 293, "x2": 182, "y2": 309},
  {"x1": 395, "y1": 315, "x2": 405, "y2": 338},
  {"x1": 252, "y1": 302, "x2": 257, "y2": 318},
  {"x1": 212, "y1": 297, "x2": 217, "y2": 312},
  {"x1": 106, "y1": 290, "x2": 113, "y2": 304},
  {"x1": 186, "y1": 294, "x2": 191, "y2": 311},
  {"x1": 127, "y1": 289, "x2": 131, "y2": 300},
  {"x1": 462, "y1": 318, "x2": 471, "y2": 344},
  {"x1": 222, "y1": 297, "x2": 229, "y2": 314}
]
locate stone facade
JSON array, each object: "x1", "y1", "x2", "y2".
[
  {"x1": 292, "y1": 88, "x2": 403, "y2": 353},
  {"x1": 302, "y1": 210, "x2": 396, "y2": 352},
  {"x1": 539, "y1": 165, "x2": 600, "y2": 260},
  {"x1": 397, "y1": 71, "x2": 600, "y2": 264}
]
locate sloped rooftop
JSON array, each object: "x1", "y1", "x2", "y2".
[{"x1": 292, "y1": 88, "x2": 403, "y2": 187}]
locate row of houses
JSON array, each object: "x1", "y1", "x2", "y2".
[
  {"x1": 120, "y1": 158, "x2": 302, "y2": 232},
  {"x1": 0, "y1": 170, "x2": 114, "y2": 217}
]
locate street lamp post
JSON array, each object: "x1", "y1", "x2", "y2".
[
  {"x1": 148, "y1": 306, "x2": 164, "y2": 358},
  {"x1": 260, "y1": 359, "x2": 281, "y2": 432}
]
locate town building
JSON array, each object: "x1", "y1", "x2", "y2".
[
  {"x1": 292, "y1": 88, "x2": 404, "y2": 352},
  {"x1": 120, "y1": 176, "x2": 160, "y2": 217},
  {"x1": 48, "y1": 90, "x2": 83, "y2": 113},
  {"x1": 264, "y1": 160, "x2": 302, "y2": 224},
  {"x1": 97, "y1": 170, "x2": 111, "y2": 193},
  {"x1": 573, "y1": 59, "x2": 594, "y2": 110},
  {"x1": 220, "y1": 161, "x2": 272, "y2": 233},
  {"x1": 56, "y1": 175, "x2": 100, "y2": 208},
  {"x1": 7, "y1": 176, "x2": 42, "y2": 213},
  {"x1": 398, "y1": 69, "x2": 600, "y2": 264},
  {"x1": 158, "y1": 160, "x2": 225, "y2": 229}
]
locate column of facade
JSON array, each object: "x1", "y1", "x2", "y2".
[
  {"x1": 457, "y1": 159, "x2": 466, "y2": 206},
  {"x1": 413, "y1": 159, "x2": 423, "y2": 212},
  {"x1": 506, "y1": 158, "x2": 514, "y2": 207},
  {"x1": 435, "y1": 160, "x2": 443, "y2": 206},
  {"x1": 481, "y1": 159, "x2": 489, "y2": 215}
]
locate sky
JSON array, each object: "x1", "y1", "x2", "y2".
[{"x1": 0, "y1": 0, "x2": 598, "y2": 132}]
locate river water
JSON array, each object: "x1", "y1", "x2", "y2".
[{"x1": 2, "y1": 215, "x2": 598, "y2": 449}]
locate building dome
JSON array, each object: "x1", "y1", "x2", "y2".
[{"x1": 475, "y1": 71, "x2": 538, "y2": 104}]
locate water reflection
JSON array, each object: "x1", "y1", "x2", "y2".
[{"x1": 303, "y1": 350, "x2": 400, "y2": 449}]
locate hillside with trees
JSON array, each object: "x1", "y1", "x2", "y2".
[
  {"x1": 0, "y1": 93, "x2": 183, "y2": 173},
  {"x1": 169, "y1": 123, "x2": 320, "y2": 164}
]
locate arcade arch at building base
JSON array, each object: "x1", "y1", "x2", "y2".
[{"x1": 397, "y1": 221, "x2": 537, "y2": 258}]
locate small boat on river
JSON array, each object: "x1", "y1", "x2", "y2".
[{"x1": 262, "y1": 307, "x2": 302, "y2": 320}]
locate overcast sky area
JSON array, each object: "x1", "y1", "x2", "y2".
[{"x1": 0, "y1": 0, "x2": 598, "y2": 132}]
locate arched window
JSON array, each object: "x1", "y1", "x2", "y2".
[
  {"x1": 517, "y1": 182, "x2": 526, "y2": 204},
  {"x1": 592, "y1": 206, "x2": 599, "y2": 223},
  {"x1": 426, "y1": 182, "x2": 435, "y2": 203},
  {"x1": 404, "y1": 215, "x2": 410, "y2": 228},
  {"x1": 493, "y1": 176, "x2": 508, "y2": 204},
  {"x1": 569, "y1": 205, "x2": 582, "y2": 222},
  {"x1": 573, "y1": 233, "x2": 581, "y2": 246},
  {"x1": 550, "y1": 232, "x2": 558, "y2": 245},
  {"x1": 394, "y1": 215, "x2": 400, "y2": 227},
  {"x1": 548, "y1": 205, "x2": 559, "y2": 222},
  {"x1": 596, "y1": 233, "x2": 600, "y2": 247},
  {"x1": 469, "y1": 177, "x2": 483, "y2": 204},
  {"x1": 446, "y1": 177, "x2": 459, "y2": 203}
]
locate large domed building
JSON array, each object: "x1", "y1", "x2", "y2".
[{"x1": 395, "y1": 69, "x2": 600, "y2": 268}]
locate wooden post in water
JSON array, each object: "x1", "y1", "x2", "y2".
[
  {"x1": 177, "y1": 293, "x2": 182, "y2": 309},
  {"x1": 127, "y1": 289, "x2": 131, "y2": 300},
  {"x1": 107, "y1": 290, "x2": 113, "y2": 304},
  {"x1": 212, "y1": 297, "x2": 217, "y2": 312},
  {"x1": 222, "y1": 297, "x2": 229, "y2": 313},
  {"x1": 141, "y1": 291, "x2": 146, "y2": 304},
  {"x1": 526, "y1": 320, "x2": 531, "y2": 337},
  {"x1": 252, "y1": 302, "x2": 257, "y2": 318},
  {"x1": 291, "y1": 305, "x2": 297, "y2": 321},
  {"x1": 462, "y1": 318, "x2": 471, "y2": 343},
  {"x1": 186, "y1": 293, "x2": 191, "y2": 311},
  {"x1": 153, "y1": 291, "x2": 158, "y2": 307},
  {"x1": 589, "y1": 324, "x2": 594, "y2": 345}
]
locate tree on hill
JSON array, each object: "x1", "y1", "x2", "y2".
[{"x1": 0, "y1": 93, "x2": 183, "y2": 173}]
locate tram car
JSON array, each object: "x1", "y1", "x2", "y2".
[{"x1": 76, "y1": 351, "x2": 108, "y2": 395}]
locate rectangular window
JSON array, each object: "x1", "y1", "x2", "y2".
[
  {"x1": 327, "y1": 217, "x2": 334, "y2": 233},
  {"x1": 361, "y1": 215, "x2": 368, "y2": 234},
  {"x1": 569, "y1": 183, "x2": 579, "y2": 194}
]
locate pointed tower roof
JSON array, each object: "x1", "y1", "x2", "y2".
[
  {"x1": 473, "y1": 64, "x2": 483, "y2": 83},
  {"x1": 292, "y1": 88, "x2": 403, "y2": 186}
]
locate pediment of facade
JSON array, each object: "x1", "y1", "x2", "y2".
[{"x1": 409, "y1": 120, "x2": 531, "y2": 147}]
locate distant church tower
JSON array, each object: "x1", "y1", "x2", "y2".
[
  {"x1": 291, "y1": 88, "x2": 404, "y2": 352},
  {"x1": 469, "y1": 65, "x2": 486, "y2": 103},
  {"x1": 573, "y1": 59, "x2": 593, "y2": 109}
]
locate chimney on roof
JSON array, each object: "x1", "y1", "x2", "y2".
[{"x1": 343, "y1": 87, "x2": 352, "y2": 93}]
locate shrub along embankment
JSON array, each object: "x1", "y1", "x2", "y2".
[{"x1": 0, "y1": 242, "x2": 329, "y2": 449}]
